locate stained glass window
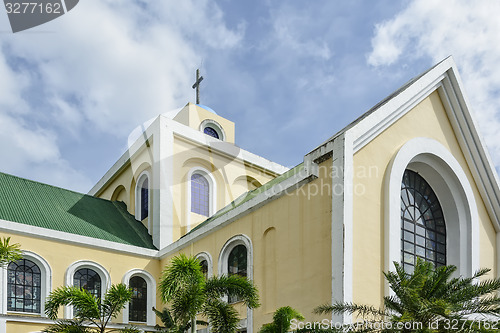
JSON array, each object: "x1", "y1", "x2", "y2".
[
  {"x1": 7, "y1": 259, "x2": 41, "y2": 313},
  {"x1": 401, "y1": 170, "x2": 446, "y2": 273},
  {"x1": 204, "y1": 127, "x2": 219, "y2": 139},
  {"x1": 228, "y1": 245, "x2": 247, "y2": 303},
  {"x1": 74, "y1": 268, "x2": 101, "y2": 299},
  {"x1": 129, "y1": 276, "x2": 147, "y2": 322},
  {"x1": 191, "y1": 173, "x2": 210, "y2": 216},
  {"x1": 140, "y1": 178, "x2": 148, "y2": 220}
]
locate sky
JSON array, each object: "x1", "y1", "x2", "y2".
[{"x1": 0, "y1": 0, "x2": 500, "y2": 193}]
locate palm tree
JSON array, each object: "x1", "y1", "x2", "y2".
[
  {"x1": 0, "y1": 236, "x2": 22, "y2": 267},
  {"x1": 152, "y1": 307, "x2": 208, "y2": 333},
  {"x1": 259, "y1": 306, "x2": 305, "y2": 333},
  {"x1": 159, "y1": 253, "x2": 260, "y2": 333},
  {"x1": 44, "y1": 283, "x2": 139, "y2": 333},
  {"x1": 315, "y1": 259, "x2": 500, "y2": 332}
]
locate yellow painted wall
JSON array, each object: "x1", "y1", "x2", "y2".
[
  {"x1": 7, "y1": 321, "x2": 47, "y2": 333},
  {"x1": 173, "y1": 103, "x2": 235, "y2": 143},
  {"x1": 160, "y1": 159, "x2": 333, "y2": 329},
  {"x1": 351, "y1": 91, "x2": 497, "y2": 308},
  {"x1": 0, "y1": 232, "x2": 161, "y2": 328},
  {"x1": 172, "y1": 135, "x2": 278, "y2": 240}
]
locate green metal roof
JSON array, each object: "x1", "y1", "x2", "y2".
[
  {"x1": 0, "y1": 172, "x2": 156, "y2": 250},
  {"x1": 187, "y1": 163, "x2": 304, "y2": 235}
]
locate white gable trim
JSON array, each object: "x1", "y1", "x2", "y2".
[{"x1": 344, "y1": 57, "x2": 500, "y2": 230}]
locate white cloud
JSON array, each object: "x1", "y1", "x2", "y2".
[
  {"x1": 0, "y1": 0, "x2": 243, "y2": 192},
  {"x1": 368, "y1": 0, "x2": 500, "y2": 168}
]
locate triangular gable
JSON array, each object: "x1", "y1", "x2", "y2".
[{"x1": 337, "y1": 56, "x2": 500, "y2": 229}]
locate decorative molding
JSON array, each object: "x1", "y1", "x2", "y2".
[
  {"x1": 200, "y1": 119, "x2": 226, "y2": 142},
  {"x1": 195, "y1": 251, "x2": 213, "y2": 278},
  {"x1": 121, "y1": 269, "x2": 156, "y2": 326},
  {"x1": 64, "y1": 260, "x2": 111, "y2": 319},
  {"x1": 135, "y1": 170, "x2": 151, "y2": 230},
  {"x1": 0, "y1": 220, "x2": 158, "y2": 258},
  {"x1": 384, "y1": 137, "x2": 480, "y2": 291},
  {"x1": 186, "y1": 167, "x2": 217, "y2": 232},
  {"x1": 0, "y1": 251, "x2": 52, "y2": 317},
  {"x1": 218, "y1": 234, "x2": 254, "y2": 333}
]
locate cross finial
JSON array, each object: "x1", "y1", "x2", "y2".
[{"x1": 192, "y1": 68, "x2": 204, "y2": 104}]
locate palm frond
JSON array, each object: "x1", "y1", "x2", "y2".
[
  {"x1": 0, "y1": 237, "x2": 22, "y2": 267},
  {"x1": 205, "y1": 274, "x2": 260, "y2": 308},
  {"x1": 159, "y1": 253, "x2": 205, "y2": 303},
  {"x1": 45, "y1": 286, "x2": 99, "y2": 321},
  {"x1": 203, "y1": 298, "x2": 240, "y2": 333},
  {"x1": 42, "y1": 319, "x2": 90, "y2": 333},
  {"x1": 314, "y1": 303, "x2": 387, "y2": 318}
]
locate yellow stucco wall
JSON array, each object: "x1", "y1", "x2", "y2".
[
  {"x1": 160, "y1": 159, "x2": 333, "y2": 329},
  {"x1": 0, "y1": 232, "x2": 161, "y2": 331},
  {"x1": 171, "y1": 135, "x2": 278, "y2": 240},
  {"x1": 351, "y1": 91, "x2": 497, "y2": 308},
  {"x1": 173, "y1": 103, "x2": 236, "y2": 143}
]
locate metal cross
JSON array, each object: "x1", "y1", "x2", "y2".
[{"x1": 192, "y1": 69, "x2": 204, "y2": 104}]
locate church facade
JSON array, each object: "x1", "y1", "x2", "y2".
[{"x1": 1, "y1": 57, "x2": 500, "y2": 332}]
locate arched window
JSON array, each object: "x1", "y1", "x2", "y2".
[
  {"x1": 129, "y1": 276, "x2": 147, "y2": 322},
  {"x1": 135, "y1": 171, "x2": 150, "y2": 222},
  {"x1": 191, "y1": 173, "x2": 210, "y2": 216},
  {"x1": 140, "y1": 178, "x2": 149, "y2": 220},
  {"x1": 199, "y1": 259, "x2": 208, "y2": 279},
  {"x1": 200, "y1": 119, "x2": 225, "y2": 141},
  {"x1": 401, "y1": 170, "x2": 446, "y2": 272},
  {"x1": 227, "y1": 245, "x2": 247, "y2": 303},
  {"x1": 218, "y1": 235, "x2": 254, "y2": 332},
  {"x1": 74, "y1": 268, "x2": 101, "y2": 299},
  {"x1": 7, "y1": 259, "x2": 41, "y2": 313},
  {"x1": 204, "y1": 127, "x2": 219, "y2": 139},
  {"x1": 122, "y1": 269, "x2": 156, "y2": 325}
]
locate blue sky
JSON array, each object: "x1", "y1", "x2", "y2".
[{"x1": 1, "y1": 0, "x2": 499, "y2": 193}]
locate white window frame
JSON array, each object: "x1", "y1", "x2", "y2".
[
  {"x1": 385, "y1": 137, "x2": 479, "y2": 292},
  {"x1": 122, "y1": 269, "x2": 156, "y2": 326},
  {"x1": 200, "y1": 119, "x2": 226, "y2": 141},
  {"x1": 1, "y1": 251, "x2": 52, "y2": 316},
  {"x1": 64, "y1": 260, "x2": 110, "y2": 319},
  {"x1": 218, "y1": 234, "x2": 254, "y2": 333},
  {"x1": 195, "y1": 251, "x2": 213, "y2": 278},
  {"x1": 135, "y1": 170, "x2": 151, "y2": 228},
  {"x1": 187, "y1": 167, "x2": 217, "y2": 231}
]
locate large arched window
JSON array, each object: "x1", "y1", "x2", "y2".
[
  {"x1": 129, "y1": 276, "x2": 147, "y2": 323},
  {"x1": 7, "y1": 259, "x2": 41, "y2": 313},
  {"x1": 74, "y1": 268, "x2": 101, "y2": 299},
  {"x1": 401, "y1": 169, "x2": 446, "y2": 272},
  {"x1": 191, "y1": 173, "x2": 210, "y2": 216}
]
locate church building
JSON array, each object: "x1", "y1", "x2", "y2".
[{"x1": 1, "y1": 56, "x2": 499, "y2": 332}]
